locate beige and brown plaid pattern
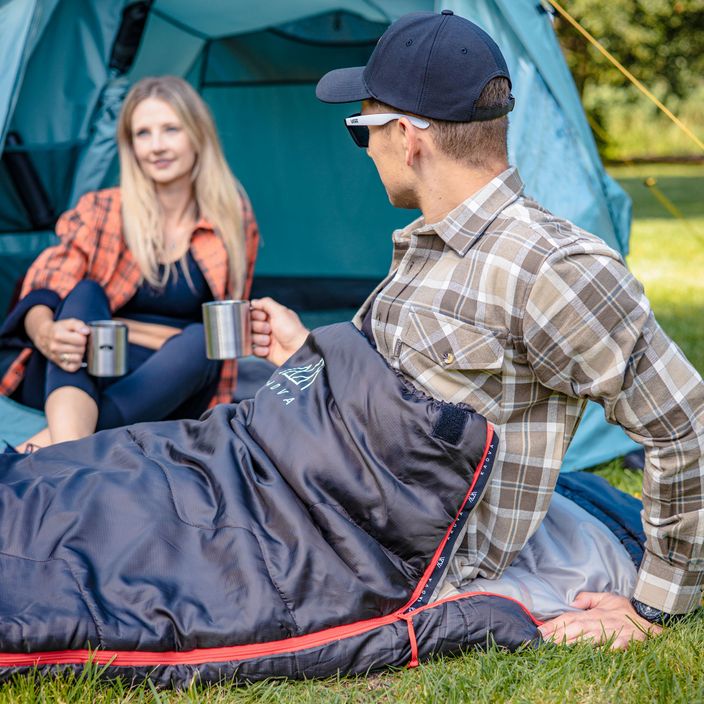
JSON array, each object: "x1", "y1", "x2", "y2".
[{"x1": 353, "y1": 168, "x2": 704, "y2": 613}]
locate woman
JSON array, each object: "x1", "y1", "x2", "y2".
[{"x1": 0, "y1": 76, "x2": 259, "y2": 451}]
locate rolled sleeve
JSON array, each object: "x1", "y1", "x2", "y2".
[{"x1": 524, "y1": 247, "x2": 704, "y2": 613}]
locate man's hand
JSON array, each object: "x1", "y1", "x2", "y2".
[
  {"x1": 250, "y1": 297, "x2": 309, "y2": 367},
  {"x1": 538, "y1": 592, "x2": 662, "y2": 650}
]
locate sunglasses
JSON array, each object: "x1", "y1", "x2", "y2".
[{"x1": 344, "y1": 112, "x2": 431, "y2": 148}]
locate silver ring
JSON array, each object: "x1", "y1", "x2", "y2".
[{"x1": 60, "y1": 353, "x2": 69, "y2": 364}]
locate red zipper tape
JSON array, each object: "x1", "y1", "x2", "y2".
[{"x1": 400, "y1": 614, "x2": 419, "y2": 668}]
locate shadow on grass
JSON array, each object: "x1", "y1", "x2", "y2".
[{"x1": 616, "y1": 173, "x2": 704, "y2": 220}]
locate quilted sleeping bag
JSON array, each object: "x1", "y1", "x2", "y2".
[{"x1": 0, "y1": 323, "x2": 540, "y2": 686}]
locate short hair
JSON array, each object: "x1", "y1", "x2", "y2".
[
  {"x1": 429, "y1": 77, "x2": 510, "y2": 170},
  {"x1": 368, "y1": 77, "x2": 510, "y2": 171}
]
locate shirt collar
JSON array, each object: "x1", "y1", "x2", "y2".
[
  {"x1": 395, "y1": 167, "x2": 524, "y2": 255},
  {"x1": 193, "y1": 216, "x2": 215, "y2": 234}
]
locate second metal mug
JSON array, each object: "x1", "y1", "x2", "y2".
[
  {"x1": 86, "y1": 321, "x2": 128, "y2": 377},
  {"x1": 202, "y1": 300, "x2": 252, "y2": 359}
]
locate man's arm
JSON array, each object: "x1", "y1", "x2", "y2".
[{"x1": 523, "y1": 247, "x2": 704, "y2": 645}]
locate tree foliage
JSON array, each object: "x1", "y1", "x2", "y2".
[
  {"x1": 554, "y1": 0, "x2": 704, "y2": 99},
  {"x1": 552, "y1": 0, "x2": 704, "y2": 156}
]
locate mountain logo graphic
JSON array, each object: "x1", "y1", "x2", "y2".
[{"x1": 278, "y1": 359, "x2": 325, "y2": 390}]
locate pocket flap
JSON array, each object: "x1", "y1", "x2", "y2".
[{"x1": 401, "y1": 309, "x2": 505, "y2": 371}]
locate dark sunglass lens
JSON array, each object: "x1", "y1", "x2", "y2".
[
  {"x1": 352, "y1": 125, "x2": 369, "y2": 149},
  {"x1": 348, "y1": 125, "x2": 369, "y2": 148}
]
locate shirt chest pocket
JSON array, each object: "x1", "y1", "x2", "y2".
[{"x1": 397, "y1": 308, "x2": 506, "y2": 420}]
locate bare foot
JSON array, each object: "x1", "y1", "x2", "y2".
[{"x1": 16, "y1": 426, "x2": 51, "y2": 453}]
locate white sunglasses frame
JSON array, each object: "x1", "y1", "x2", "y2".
[
  {"x1": 344, "y1": 113, "x2": 431, "y2": 129},
  {"x1": 344, "y1": 112, "x2": 430, "y2": 148}
]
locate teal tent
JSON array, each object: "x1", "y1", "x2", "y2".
[{"x1": 0, "y1": 0, "x2": 640, "y2": 467}]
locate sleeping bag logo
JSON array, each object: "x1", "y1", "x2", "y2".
[{"x1": 264, "y1": 359, "x2": 325, "y2": 405}]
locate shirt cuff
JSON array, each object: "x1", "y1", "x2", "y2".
[{"x1": 633, "y1": 551, "x2": 703, "y2": 615}]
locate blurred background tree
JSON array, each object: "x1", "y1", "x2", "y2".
[{"x1": 553, "y1": 0, "x2": 704, "y2": 160}]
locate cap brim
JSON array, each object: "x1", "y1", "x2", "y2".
[{"x1": 315, "y1": 66, "x2": 370, "y2": 103}]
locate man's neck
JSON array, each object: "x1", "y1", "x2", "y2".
[{"x1": 418, "y1": 161, "x2": 508, "y2": 225}]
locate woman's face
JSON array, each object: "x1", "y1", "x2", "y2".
[{"x1": 130, "y1": 97, "x2": 197, "y2": 188}]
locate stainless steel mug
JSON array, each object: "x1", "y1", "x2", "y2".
[
  {"x1": 202, "y1": 300, "x2": 252, "y2": 359},
  {"x1": 86, "y1": 321, "x2": 128, "y2": 376}
]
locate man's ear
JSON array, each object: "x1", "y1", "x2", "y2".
[{"x1": 397, "y1": 117, "x2": 421, "y2": 167}]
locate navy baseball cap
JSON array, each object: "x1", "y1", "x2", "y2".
[{"x1": 316, "y1": 10, "x2": 514, "y2": 122}]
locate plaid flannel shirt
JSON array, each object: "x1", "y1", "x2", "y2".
[
  {"x1": 353, "y1": 167, "x2": 704, "y2": 614},
  {"x1": 1, "y1": 187, "x2": 259, "y2": 407}
]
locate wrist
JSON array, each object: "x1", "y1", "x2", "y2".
[
  {"x1": 24, "y1": 306, "x2": 54, "y2": 347},
  {"x1": 292, "y1": 328, "x2": 310, "y2": 352},
  {"x1": 630, "y1": 597, "x2": 688, "y2": 626}
]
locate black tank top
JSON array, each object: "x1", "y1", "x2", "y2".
[{"x1": 116, "y1": 250, "x2": 213, "y2": 328}]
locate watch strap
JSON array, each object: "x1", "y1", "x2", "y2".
[{"x1": 630, "y1": 597, "x2": 687, "y2": 626}]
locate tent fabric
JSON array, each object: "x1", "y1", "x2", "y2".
[
  {"x1": 0, "y1": 0, "x2": 61, "y2": 150},
  {"x1": 147, "y1": 0, "x2": 426, "y2": 38},
  {"x1": 0, "y1": 1, "x2": 36, "y2": 150},
  {"x1": 0, "y1": 0, "x2": 128, "y2": 229},
  {"x1": 6, "y1": 0, "x2": 126, "y2": 147},
  {"x1": 0, "y1": 230, "x2": 56, "y2": 317},
  {"x1": 0, "y1": 0, "x2": 640, "y2": 468},
  {"x1": 67, "y1": 75, "x2": 130, "y2": 204}
]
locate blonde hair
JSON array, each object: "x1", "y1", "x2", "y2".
[{"x1": 117, "y1": 75, "x2": 245, "y2": 294}]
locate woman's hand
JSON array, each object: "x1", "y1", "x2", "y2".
[
  {"x1": 26, "y1": 306, "x2": 90, "y2": 373},
  {"x1": 250, "y1": 297, "x2": 309, "y2": 367}
]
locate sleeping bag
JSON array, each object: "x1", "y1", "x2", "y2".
[{"x1": 0, "y1": 322, "x2": 545, "y2": 685}]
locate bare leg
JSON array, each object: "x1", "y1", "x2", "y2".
[
  {"x1": 16, "y1": 426, "x2": 51, "y2": 452},
  {"x1": 16, "y1": 388, "x2": 99, "y2": 452},
  {"x1": 44, "y1": 386, "x2": 99, "y2": 445}
]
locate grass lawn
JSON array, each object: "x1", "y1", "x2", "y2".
[{"x1": 1, "y1": 165, "x2": 702, "y2": 703}]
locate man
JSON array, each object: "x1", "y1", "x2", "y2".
[{"x1": 251, "y1": 10, "x2": 703, "y2": 648}]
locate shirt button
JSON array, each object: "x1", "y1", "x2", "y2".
[{"x1": 443, "y1": 352, "x2": 454, "y2": 365}]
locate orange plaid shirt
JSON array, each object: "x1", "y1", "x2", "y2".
[{"x1": 0, "y1": 187, "x2": 259, "y2": 407}]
